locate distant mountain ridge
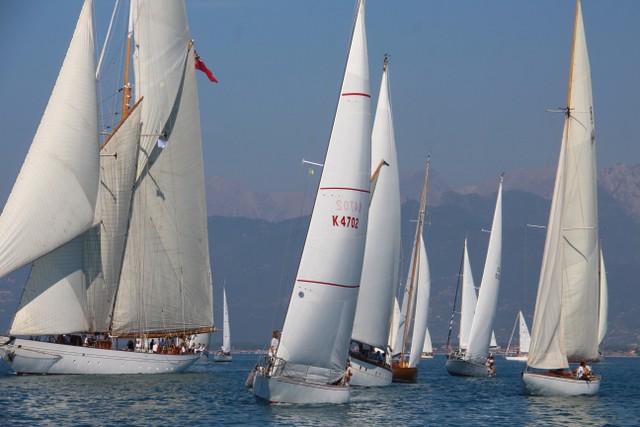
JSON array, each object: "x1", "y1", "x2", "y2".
[
  {"x1": 206, "y1": 163, "x2": 640, "y2": 224},
  {"x1": 1, "y1": 164, "x2": 637, "y2": 351}
]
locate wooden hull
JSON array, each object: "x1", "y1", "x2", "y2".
[
  {"x1": 391, "y1": 360, "x2": 418, "y2": 383},
  {"x1": 0, "y1": 338, "x2": 199, "y2": 375},
  {"x1": 445, "y1": 358, "x2": 492, "y2": 377},
  {"x1": 522, "y1": 371, "x2": 600, "y2": 396},
  {"x1": 349, "y1": 357, "x2": 392, "y2": 386},
  {"x1": 252, "y1": 372, "x2": 350, "y2": 404}
]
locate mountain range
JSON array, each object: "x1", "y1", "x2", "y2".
[
  {"x1": 203, "y1": 163, "x2": 640, "y2": 351},
  {"x1": 1, "y1": 164, "x2": 638, "y2": 353}
]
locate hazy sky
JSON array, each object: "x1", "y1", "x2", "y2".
[{"x1": 0, "y1": 0, "x2": 639, "y2": 207}]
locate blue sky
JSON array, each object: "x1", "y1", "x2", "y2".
[{"x1": 0, "y1": 0, "x2": 639, "y2": 206}]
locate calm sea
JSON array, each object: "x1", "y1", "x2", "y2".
[{"x1": 0, "y1": 354, "x2": 638, "y2": 426}]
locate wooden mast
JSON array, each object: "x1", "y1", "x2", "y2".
[{"x1": 399, "y1": 155, "x2": 430, "y2": 367}]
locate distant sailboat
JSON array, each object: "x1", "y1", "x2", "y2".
[
  {"x1": 421, "y1": 328, "x2": 434, "y2": 359},
  {"x1": 505, "y1": 311, "x2": 530, "y2": 361},
  {"x1": 522, "y1": 0, "x2": 604, "y2": 396},
  {"x1": 214, "y1": 288, "x2": 232, "y2": 362},
  {"x1": 251, "y1": 0, "x2": 371, "y2": 404},
  {"x1": 392, "y1": 159, "x2": 432, "y2": 383},
  {"x1": 445, "y1": 237, "x2": 478, "y2": 357},
  {"x1": 349, "y1": 55, "x2": 399, "y2": 387},
  {"x1": 446, "y1": 176, "x2": 503, "y2": 377},
  {"x1": 0, "y1": 0, "x2": 215, "y2": 375}
]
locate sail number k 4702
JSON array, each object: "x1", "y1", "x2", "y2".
[{"x1": 332, "y1": 215, "x2": 359, "y2": 229}]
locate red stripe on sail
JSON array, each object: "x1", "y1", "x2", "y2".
[
  {"x1": 320, "y1": 187, "x2": 370, "y2": 193},
  {"x1": 341, "y1": 92, "x2": 370, "y2": 98}
]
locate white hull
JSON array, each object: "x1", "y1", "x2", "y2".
[
  {"x1": 252, "y1": 373, "x2": 350, "y2": 404},
  {"x1": 213, "y1": 353, "x2": 232, "y2": 363},
  {"x1": 445, "y1": 358, "x2": 491, "y2": 377},
  {"x1": 522, "y1": 371, "x2": 600, "y2": 396},
  {"x1": 505, "y1": 355, "x2": 528, "y2": 362},
  {"x1": 348, "y1": 357, "x2": 392, "y2": 387},
  {"x1": 421, "y1": 353, "x2": 434, "y2": 359},
  {"x1": 0, "y1": 338, "x2": 199, "y2": 375}
]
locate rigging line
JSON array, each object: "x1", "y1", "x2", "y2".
[
  {"x1": 272, "y1": 167, "x2": 314, "y2": 337},
  {"x1": 96, "y1": 0, "x2": 120, "y2": 79},
  {"x1": 446, "y1": 240, "x2": 466, "y2": 351}
]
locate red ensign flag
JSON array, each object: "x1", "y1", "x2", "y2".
[{"x1": 194, "y1": 50, "x2": 218, "y2": 83}]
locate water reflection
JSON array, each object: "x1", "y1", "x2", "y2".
[{"x1": 526, "y1": 394, "x2": 608, "y2": 426}]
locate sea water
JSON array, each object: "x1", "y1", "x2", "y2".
[{"x1": 0, "y1": 354, "x2": 638, "y2": 426}]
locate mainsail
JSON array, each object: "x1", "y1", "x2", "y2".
[
  {"x1": 276, "y1": 0, "x2": 371, "y2": 383},
  {"x1": 351, "y1": 56, "x2": 401, "y2": 353}
]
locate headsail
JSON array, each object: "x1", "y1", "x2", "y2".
[{"x1": 0, "y1": 0, "x2": 99, "y2": 279}]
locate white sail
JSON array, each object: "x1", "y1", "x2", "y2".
[
  {"x1": 276, "y1": 0, "x2": 371, "y2": 383},
  {"x1": 422, "y1": 327, "x2": 433, "y2": 354},
  {"x1": 527, "y1": 1, "x2": 600, "y2": 370},
  {"x1": 466, "y1": 178, "x2": 503, "y2": 361},
  {"x1": 519, "y1": 311, "x2": 531, "y2": 354},
  {"x1": 222, "y1": 288, "x2": 231, "y2": 353},
  {"x1": 0, "y1": 0, "x2": 214, "y2": 376},
  {"x1": 112, "y1": 0, "x2": 214, "y2": 335},
  {"x1": 408, "y1": 234, "x2": 431, "y2": 367},
  {"x1": 0, "y1": 0, "x2": 99, "y2": 279},
  {"x1": 352, "y1": 57, "x2": 400, "y2": 351},
  {"x1": 393, "y1": 157, "x2": 430, "y2": 381},
  {"x1": 85, "y1": 105, "x2": 143, "y2": 332},
  {"x1": 459, "y1": 238, "x2": 477, "y2": 349},
  {"x1": 388, "y1": 296, "x2": 401, "y2": 354},
  {"x1": 597, "y1": 248, "x2": 608, "y2": 346}
]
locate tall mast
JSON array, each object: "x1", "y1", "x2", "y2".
[
  {"x1": 400, "y1": 155, "x2": 430, "y2": 366},
  {"x1": 121, "y1": 2, "x2": 134, "y2": 120}
]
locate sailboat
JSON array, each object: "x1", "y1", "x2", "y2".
[
  {"x1": 446, "y1": 176, "x2": 503, "y2": 377},
  {"x1": 505, "y1": 311, "x2": 530, "y2": 361},
  {"x1": 214, "y1": 288, "x2": 232, "y2": 362},
  {"x1": 0, "y1": 0, "x2": 215, "y2": 375},
  {"x1": 392, "y1": 159, "x2": 432, "y2": 383},
  {"x1": 445, "y1": 238, "x2": 477, "y2": 359},
  {"x1": 348, "y1": 56, "x2": 399, "y2": 387},
  {"x1": 251, "y1": 0, "x2": 371, "y2": 404},
  {"x1": 421, "y1": 328, "x2": 434, "y2": 359},
  {"x1": 522, "y1": 0, "x2": 604, "y2": 396}
]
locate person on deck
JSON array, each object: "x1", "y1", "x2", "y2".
[{"x1": 269, "y1": 330, "x2": 280, "y2": 357}]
